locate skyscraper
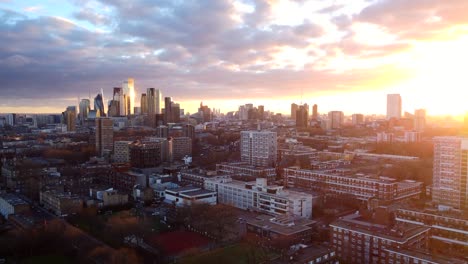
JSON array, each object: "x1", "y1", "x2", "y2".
[
  {"x1": 258, "y1": 105, "x2": 264, "y2": 120},
  {"x1": 94, "y1": 91, "x2": 106, "y2": 117},
  {"x1": 296, "y1": 104, "x2": 308, "y2": 127},
  {"x1": 62, "y1": 106, "x2": 76, "y2": 132},
  {"x1": 140, "y1": 93, "x2": 147, "y2": 114},
  {"x1": 414, "y1": 109, "x2": 426, "y2": 132},
  {"x1": 96, "y1": 117, "x2": 114, "y2": 156},
  {"x1": 113, "y1": 87, "x2": 124, "y2": 116},
  {"x1": 123, "y1": 78, "x2": 135, "y2": 115},
  {"x1": 432, "y1": 137, "x2": 468, "y2": 210},
  {"x1": 79, "y1": 99, "x2": 90, "y2": 122},
  {"x1": 386, "y1": 94, "x2": 402, "y2": 120},
  {"x1": 291, "y1": 103, "x2": 298, "y2": 120},
  {"x1": 147, "y1": 88, "x2": 162, "y2": 115},
  {"x1": 240, "y1": 131, "x2": 277, "y2": 167},
  {"x1": 312, "y1": 104, "x2": 318, "y2": 120}
]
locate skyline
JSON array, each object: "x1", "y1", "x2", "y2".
[{"x1": 1, "y1": 1, "x2": 468, "y2": 116}]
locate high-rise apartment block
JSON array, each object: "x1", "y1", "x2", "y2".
[
  {"x1": 432, "y1": 137, "x2": 468, "y2": 210},
  {"x1": 95, "y1": 117, "x2": 114, "y2": 156},
  {"x1": 327, "y1": 111, "x2": 344, "y2": 130},
  {"x1": 386, "y1": 94, "x2": 402, "y2": 120},
  {"x1": 414, "y1": 109, "x2": 426, "y2": 132},
  {"x1": 312, "y1": 104, "x2": 318, "y2": 120},
  {"x1": 240, "y1": 131, "x2": 277, "y2": 167},
  {"x1": 291, "y1": 103, "x2": 298, "y2": 120},
  {"x1": 351, "y1": 113, "x2": 364, "y2": 125},
  {"x1": 296, "y1": 104, "x2": 309, "y2": 128},
  {"x1": 113, "y1": 141, "x2": 132, "y2": 163}
]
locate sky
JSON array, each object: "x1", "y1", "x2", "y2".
[{"x1": 1, "y1": 0, "x2": 468, "y2": 116}]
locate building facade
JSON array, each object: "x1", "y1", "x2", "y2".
[
  {"x1": 96, "y1": 117, "x2": 114, "y2": 156},
  {"x1": 240, "y1": 131, "x2": 277, "y2": 167},
  {"x1": 387, "y1": 94, "x2": 402, "y2": 120}
]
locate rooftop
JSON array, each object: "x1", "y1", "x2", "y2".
[
  {"x1": 0, "y1": 193, "x2": 29, "y2": 206},
  {"x1": 246, "y1": 214, "x2": 317, "y2": 236}
]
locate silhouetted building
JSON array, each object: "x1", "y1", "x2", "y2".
[
  {"x1": 414, "y1": 109, "x2": 426, "y2": 132},
  {"x1": 352, "y1": 114, "x2": 364, "y2": 125},
  {"x1": 62, "y1": 106, "x2": 76, "y2": 132},
  {"x1": 327, "y1": 111, "x2": 344, "y2": 130},
  {"x1": 258, "y1": 105, "x2": 264, "y2": 120},
  {"x1": 387, "y1": 94, "x2": 402, "y2": 120},
  {"x1": 198, "y1": 102, "x2": 212, "y2": 122},
  {"x1": 140, "y1": 93, "x2": 147, "y2": 114},
  {"x1": 296, "y1": 104, "x2": 309, "y2": 128},
  {"x1": 96, "y1": 117, "x2": 114, "y2": 156},
  {"x1": 291, "y1": 103, "x2": 298, "y2": 120},
  {"x1": 79, "y1": 99, "x2": 90, "y2": 122},
  {"x1": 312, "y1": 104, "x2": 318, "y2": 120},
  {"x1": 94, "y1": 91, "x2": 106, "y2": 117}
]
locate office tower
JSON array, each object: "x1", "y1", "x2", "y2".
[
  {"x1": 6, "y1": 113, "x2": 16, "y2": 126},
  {"x1": 122, "y1": 78, "x2": 135, "y2": 115},
  {"x1": 171, "y1": 103, "x2": 181, "y2": 123},
  {"x1": 198, "y1": 102, "x2": 212, "y2": 122},
  {"x1": 352, "y1": 114, "x2": 364, "y2": 125},
  {"x1": 258, "y1": 105, "x2": 264, "y2": 120},
  {"x1": 386, "y1": 94, "x2": 402, "y2": 120},
  {"x1": 79, "y1": 99, "x2": 90, "y2": 122},
  {"x1": 147, "y1": 88, "x2": 162, "y2": 115},
  {"x1": 291, "y1": 103, "x2": 298, "y2": 120},
  {"x1": 433, "y1": 137, "x2": 468, "y2": 210},
  {"x1": 140, "y1": 93, "x2": 147, "y2": 114},
  {"x1": 164, "y1": 97, "x2": 173, "y2": 124},
  {"x1": 296, "y1": 104, "x2": 308, "y2": 128},
  {"x1": 94, "y1": 92, "x2": 106, "y2": 117},
  {"x1": 108, "y1": 100, "x2": 119, "y2": 117},
  {"x1": 62, "y1": 106, "x2": 76, "y2": 132},
  {"x1": 113, "y1": 87, "x2": 123, "y2": 116},
  {"x1": 96, "y1": 117, "x2": 114, "y2": 156},
  {"x1": 240, "y1": 131, "x2": 277, "y2": 167},
  {"x1": 414, "y1": 109, "x2": 426, "y2": 132},
  {"x1": 312, "y1": 104, "x2": 318, "y2": 120},
  {"x1": 327, "y1": 111, "x2": 344, "y2": 130},
  {"x1": 183, "y1": 124, "x2": 195, "y2": 139}
]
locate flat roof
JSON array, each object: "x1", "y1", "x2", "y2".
[
  {"x1": 181, "y1": 189, "x2": 217, "y2": 197},
  {"x1": 247, "y1": 214, "x2": 316, "y2": 236},
  {"x1": 0, "y1": 193, "x2": 29, "y2": 206}
]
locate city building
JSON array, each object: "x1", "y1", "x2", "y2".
[
  {"x1": 387, "y1": 94, "x2": 402, "y2": 120},
  {"x1": 140, "y1": 93, "x2": 147, "y2": 114},
  {"x1": 96, "y1": 117, "x2": 114, "y2": 156},
  {"x1": 40, "y1": 190, "x2": 83, "y2": 216},
  {"x1": 180, "y1": 169, "x2": 230, "y2": 188},
  {"x1": 284, "y1": 168, "x2": 422, "y2": 206},
  {"x1": 94, "y1": 90, "x2": 106, "y2": 117},
  {"x1": 296, "y1": 104, "x2": 309, "y2": 128},
  {"x1": 102, "y1": 190, "x2": 128, "y2": 207},
  {"x1": 113, "y1": 87, "x2": 123, "y2": 116},
  {"x1": 246, "y1": 214, "x2": 316, "y2": 247},
  {"x1": 79, "y1": 99, "x2": 90, "y2": 122},
  {"x1": 327, "y1": 111, "x2": 344, "y2": 130},
  {"x1": 129, "y1": 140, "x2": 166, "y2": 168},
  {"x1": 147, "y1": 88, "x2": 162, "y2": 115},
  {"x1": 113, "y1": 141, "x2": 132, "y2": 163},
  {"x1": 216, "y1": 162, "x2": 277, "y2": 183},
  {"x1": 205, "y1": 177, "x2": 313, "y2": 218},
  {"x1": 164, "y1": 186, "x2": 217, "y2": 207},
  {"x1": 240, "y1": 131, "x2": 277, "y2": 167},
  {"x1": 330, "y1": 213, "x2": 430, "y2": 264},
  {"x1": 291, "y1": 103, "x2": 298, "y2": 120},
  {"x1": 414, "y1": 109, "x2": 426, "y2": 132},
  {"x1": 0, "y1": 193, "x2": 30, "y2": 218},
  {"x1": 384, "y1": 248, "x2": 466, "y2": 264},
  {"x1": 312, "y1": 104, "x2": 318, "y2": 120},
  {"x1": 404, "y1": 131, "x2": 422, "y2": 143},
  {"x1": 432, "y1": 136, "x2": 468, "y2": 210},
  {"x1": 122, "y1": 78, "x2": 135, "y2": 115},
  {"x1": 377, "y1": 132, "x2": 395, "y2": 143},
  {"x1": 198, "y1": 102, "x2": 212, "y2": 122},
  {"x1": 352, "y1": 114, "x2": 364, "y2": 126},
  {"x1": 395, "y1": 206, "x2": 468, "y2": 252},
  {"x1": 172, "y1": 137, "x2": 192, "y2": 162},
  {"x1": 62, "y1": 106, "x2": 76, "y2": 132}
]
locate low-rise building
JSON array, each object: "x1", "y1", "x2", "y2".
[
  {"x1": 0, "y1": 193, "x2": 30, "y2": 218},
  {"x1": 216, "y1": 162, "x2": 277, "y2": 182},
  {"x1": 40, "y1": 190, "x2": 82, "y2": 216},
  {"x1": 164, "y1": 186, "x2": 217, "y2": 206},
  {"x1": 205, "y1": 177, "x2": 313, "y2": 218},
  {"x1": 330, "y1": 213, "x2": 430, "y2": 264},
  {"x1": 395, "y1": 207, "x2": 468, "y2": 252},
  {"x1": 384, "y1": 248, "x2": 466, "y2": 264}
]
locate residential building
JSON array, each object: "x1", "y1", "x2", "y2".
[
  {"x1": 129, "y1": 141, "x2": 163, "y2": 168},
  {"x1": 404, "y1": 131, "x2": 421, "y2": 143},
  {"x1": 205, "y1": 177, "x2": 313, "y2": 218},
  {"x1": 240, "y1": 131, "x2": 277, "y2": 167},
  {"x1": 432, "y1": 136, "x2": 468, "y2": 210},
  {"x1": 216, "y1": 162, "x2": 276, "y2": 182},
  {"x1": 414, "y1": 109, "x2": 426, "y2": 132},
  {"x1": 387, "y1": 94, "x2": 402, "y2": 120},
  {"x1": 352, "y1": 114, "x2": 364, "y2": 126},
  {"x1": 113, "y1": 141, "x2": 132, "y2": 163},
  {"x1": 40, "y1": 190, "x2": 82, "y2": 216},
  {"x1": 327, "y1": 111, "x2": 344, "y2": 130},
  {"x1": 95, "y1": 117, "x2": 114, "y2": 156},
  {"x1": 172, "y1": 137, "x2": 192, "y2": 161},
  {"x1": 0, "y1": 193, "x2": 30, "y2": 218},
  {"x1": 377, "y1": 132, "x2": 394, "y2": 143},
  {"x1": 330, "y1": 213, "x2": 430, "y2": 264},
  {"x1": 284, "y1": 168, "x2": 422, "y2": 206}
]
